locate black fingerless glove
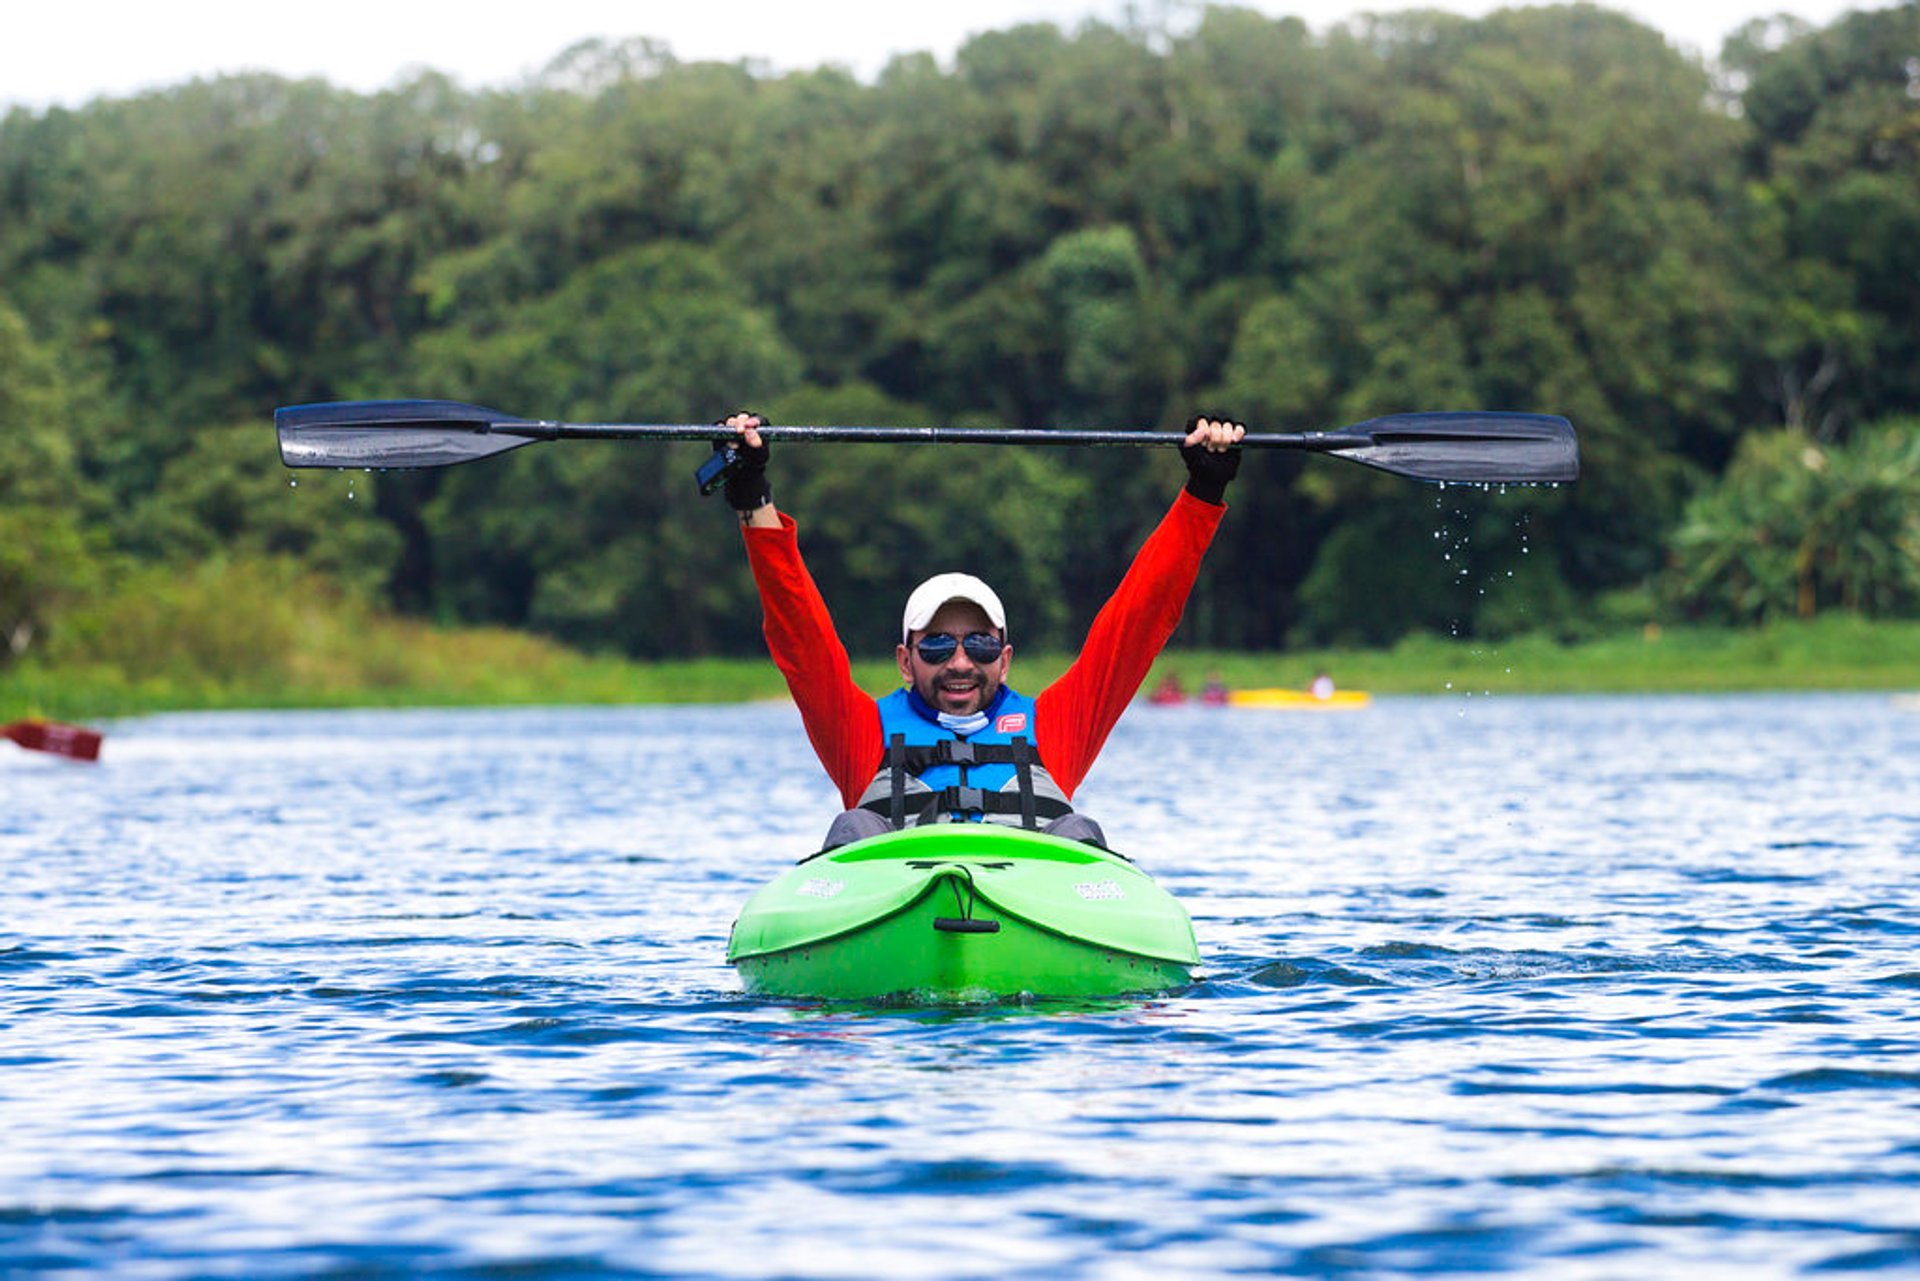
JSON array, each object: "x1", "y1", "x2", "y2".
[
  {"x1": 713, "y1": 412, "x2": 772, "y2": 512},
  {"x1": 1180, "y1": 415, "x2": 1242, "y2": 505}
]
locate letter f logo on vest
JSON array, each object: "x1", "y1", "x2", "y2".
[{"x1": 995, "y1": 713, "x2": 1028, "y2": 735}]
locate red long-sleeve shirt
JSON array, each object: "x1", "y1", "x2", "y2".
[{"x1": 744, "y1": 490, "x2": 1227, "y2": 810}]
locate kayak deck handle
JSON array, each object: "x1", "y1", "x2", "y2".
[
  {"x1": 932, "y1": 865, "x2": 1000, "y2": 934},
  {"x1": 934, "y1": 917, "x2": 1002, "y2": 934},
  {"x1": 908, "y1": 860, "x2": 1013, "y2": 870}
]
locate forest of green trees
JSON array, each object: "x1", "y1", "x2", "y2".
[{"x1": 2, "y1": 2, "x2": 1917, "y2": 682}]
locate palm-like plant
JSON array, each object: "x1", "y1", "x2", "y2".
[{"x1": 1665, "y1": 422, "x2": 1920, "y2": 623}]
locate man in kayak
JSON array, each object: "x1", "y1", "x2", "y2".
[{"x1": 717, "y1": 411, "x2": 1245, "y2": 849}]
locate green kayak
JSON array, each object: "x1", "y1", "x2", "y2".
[{"x1": 726, "y1": 824, "x2": 1201, "y2": 1002}]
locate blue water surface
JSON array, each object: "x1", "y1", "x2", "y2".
[{"x1": 5, "y1": 694, "x2": 1920, "y2": 1277}]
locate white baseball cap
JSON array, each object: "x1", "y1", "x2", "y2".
[{"x1": 901, "y1": 573, "x2": 1007, "y2": 642}]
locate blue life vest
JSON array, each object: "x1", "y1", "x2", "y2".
[{"x1": 857, "y1": 686, "x2": 1074, "y2": 828}]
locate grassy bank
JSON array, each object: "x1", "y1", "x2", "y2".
[
  {"x1": 1139, "y1": 614, "x2": 1920, "y2": 697},
  {"x1": 6, "y1": 614, "x2": 1919, "y2": 723}
]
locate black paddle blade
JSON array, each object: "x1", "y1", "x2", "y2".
[
  {"x1": 1328, "y1": 416, "x2": 1582, "y2": 485},
  {"x1": 1333, "y1": 412, "x2": 1578, "y2": 485},
  {"x1": 276, "y1": 400, "x2": 542, "y2": 470}
]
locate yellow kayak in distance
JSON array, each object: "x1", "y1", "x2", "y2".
[{"x1": 1226, "y1": 688, "x2": 1372, "y2": 711}]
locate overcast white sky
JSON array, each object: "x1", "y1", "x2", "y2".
[{"x1": 2, "y1": 0, "x2": 1878, "y2": 112}]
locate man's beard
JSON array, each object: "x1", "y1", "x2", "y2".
[{"x1": 926, "y1": 671, "x2": 990, "y2": 712}]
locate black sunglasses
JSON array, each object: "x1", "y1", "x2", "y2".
[{"x1": 914, "y1": 631, "x2": 1006, "y2": 665}]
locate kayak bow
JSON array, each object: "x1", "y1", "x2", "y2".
[{"x1": 727, "y1": 824, "x2": 1200, "y2": 1002}]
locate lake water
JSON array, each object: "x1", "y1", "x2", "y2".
[{"x1": 5, "y1": 695, "x2": 1919, "y2": 1277}]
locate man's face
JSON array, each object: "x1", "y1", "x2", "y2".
[{"x1": 896, "y1": 600, "x2": 1012, "y2": 717}]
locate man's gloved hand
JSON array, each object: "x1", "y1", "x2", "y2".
[
  {"x1": 1180, "y1": 414, "x2": 1246, "y2": 504},
  {"x1": 716, "y1": 411, "x2": 772, "y2": 512}
]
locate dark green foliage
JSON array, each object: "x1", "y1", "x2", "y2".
[
  {"x1": 767, "y1": 381, "x2": 1087, "y2": 651},
  {"x1": 405, "y1": 241, "x2": 802, "y2": 655},
  {"x1": 1728, "y1": 4, "x2": 1920, "y2": 435},
  {"x1": 1664, "y1": 423, "x2": 1920, "y2": 623},
  {"x1": 0, "y1": 298, "x2": 104, "y2": 665},
  {"x1": 2, "y1": 4, "x2": 1917, "y2": 672},
  {"x1": 126, "y1": 424, "x2": 404, "y2": 595}
]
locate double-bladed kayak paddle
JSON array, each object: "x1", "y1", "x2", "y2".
[{"x1": 274, "y1": 399, "x2": 1579, "y2": 486}]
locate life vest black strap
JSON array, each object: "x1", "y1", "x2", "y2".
[
  {"x1": 1016, "y1": 742, "x2": 1036, "y2": 830},
  {"x1": 937, "y1": 785, "x2": 989, "y2": 818},
  {"x1": 861, "y1": 733, "x2": 1068, "y2": 829},
  {"x1": 857, "y1": 786, "x2": 1073, "y2": 823},
  {"x1": 881, "y1": 740, "x2": 1038, "y2": 773},
  {"x1": 888, "y1": 733, "x2": 906, "y2": 830},
  {"x1": 911, "y1": 785, "x2": 1072, "y2": 825}
]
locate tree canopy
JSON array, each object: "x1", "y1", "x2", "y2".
[{"x1": 2, "y1": 2, "x2": 1916, "y2": 667}]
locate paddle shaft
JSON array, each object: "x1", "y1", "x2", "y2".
[{"x1": 478, "y1": 421, "x2": 1371, "y2": 450}]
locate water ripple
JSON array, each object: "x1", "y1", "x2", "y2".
[{"x1": 5, "y1": 696, "x2": 1920, "y2": 1276}]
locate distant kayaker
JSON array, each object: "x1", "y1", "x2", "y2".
[
  {"x1": 1148, "y1": 672, "x2": 1188, "y2": 705},
  {"x1": 717, "y1": 410, "x2": 1245, "y2": 850}
]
